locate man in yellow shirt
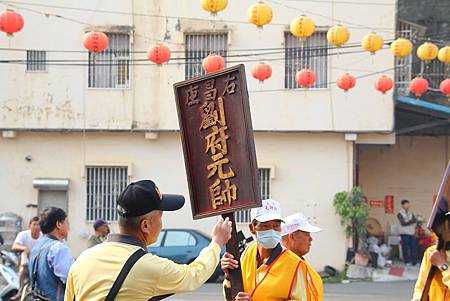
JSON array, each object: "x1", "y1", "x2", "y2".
[
  {"x1": 412, "y1": 245, "x2": 450, "y2": 301},
  {"x1": 65, "y1": 179, "x2": 232, "y2": 301},
  {"x1": 281, "y1": 212, "x2": 323, "y2": 301},
  {"x1": 221, "y1": 199, "x2": 308, "y2": 301}
]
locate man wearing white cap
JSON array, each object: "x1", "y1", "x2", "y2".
[
  {"x1": 221, "y1": 199, "x2": 308, "y2": 301},
  {"x1": 281, "y1": 213, "x2": 323, "y2": 301}
]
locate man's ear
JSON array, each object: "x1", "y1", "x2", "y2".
[
  {"x1": 249, "y1": 223, "x2": 256, "y2": 235},
  {"x1": 141, "y1": 219, "x2": 150, "y2": 233}
]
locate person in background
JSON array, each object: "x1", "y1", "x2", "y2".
[
  {"x1": 281, "y1": 212, "x2": 323, "y2": 301},
  {"x1": 10, "y1": 216, "x2": 41, "y2": 301},
  {"x1": 86, "y1": 218, "x2": 110, "y2": 248},
  {"x1": 397, "y1": 199, "x2": 419, "y2": 266},
  {"x1": 221, "y1": 199, "x2": 308, "y2": 301},
  {"x1": 415, "y1": 215, "x2": 437, "y2": 262},
  {"x1": 29, "y1": 207, "x2": 74, "y2": 301}
]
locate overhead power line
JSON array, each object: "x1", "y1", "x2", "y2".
[
  {"x1": 285, "y1": 0, "x2": 395, "y2": 6},
  {"x1": 0, "y1": 41, "x2": 396, "y2": 54},
  {"x1": 0, "y1": 0, "x2": 398, "y2": 31},
  {"x1": 265, "y1": 0, "x2": 396, "y2": 33}
]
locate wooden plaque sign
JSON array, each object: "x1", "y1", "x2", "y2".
[{"x1": 174, "y1": 64, "x2": 261, "y2": 219}]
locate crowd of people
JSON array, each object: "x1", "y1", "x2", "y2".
[{"x1": 5, "y1": 179, "x2": 450, "y2": 301}]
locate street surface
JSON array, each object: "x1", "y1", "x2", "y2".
[{"x1": 167, "y1": 281, "x2": 415, "y2": 301}]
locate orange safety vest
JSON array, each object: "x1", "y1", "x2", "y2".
[
  {"x1": 241, "y1": 243, "x2": 306, "y2": 301},
  {"x1": 302, "y1": 258, "x2": 323, "y2": 301}
]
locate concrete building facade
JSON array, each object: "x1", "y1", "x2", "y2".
[{"x1": 0, "y1": 0, "x2": 397, "y2": 270}]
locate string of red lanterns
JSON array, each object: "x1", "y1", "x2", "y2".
[
  {"x1": 83, "y1": 31, "x2": 109, "y2": 52},
  {"x1": 147, "y1": 43, "x2": 171, "y2": 65},
  {"x1": 374, "y1": 75, "x2": 393, "y2": 94},
  {"x1": 202, "y1": 54, "x2": 225, "y2": 73},
  {"x1": 251, "y1": 63, "x2": 272, "y2": 83},
  {"x1": 296, "y1": 69, "x2": 316, "y2": 88},
  {"x1": 409, "y1": 77, "x2": 429, "y2": 97},
  {"x1": 337, "y1": 73, "x2": 356, "y2": 92},
  {"x1": 0, "y1": 9, "x2": 24, "y2": 36},
  {"x1": 1, "y1": 7, "x2": 448, "y2": 99}
]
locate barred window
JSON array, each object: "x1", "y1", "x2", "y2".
[
  {"x1": 26, "y1": 50, "x2": 46, "y2": 72},
  {"x1": 88, "y1": 33, "x2": 130, "y2": 88},
  {"x1": 285, "y1": 32, "x2": 328, "y2": 89},
  {"x1": 185, "y1": 33, "x2": 227, "y2": 79},
  {"x1": 86, "y1": 166, "x2": 128, "y2": 222},
  {"x1": 235, "y1": 168, "x2": 271, "y2": 224}
]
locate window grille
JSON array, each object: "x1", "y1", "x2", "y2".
[
  {"x1": 285, "y1": 32, "x2": 328, "y2": 89},
  {"x1": 26, "y1": 50, "x2": 46, "y2": 72},
  {"x1": 235, "y1": 168, "x2": 271, "y2": 224},
  {"x1": 86, "y1": 166, "x2": 128, "y2": 222},
  {"x1": 185, "y1": 33, "x2": 227, "y2": 79},
  {"x1": 88, "y1": 33, "x2": 130, "y2": 88}
]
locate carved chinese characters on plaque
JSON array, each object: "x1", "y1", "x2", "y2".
[{"x1": 174, "y1": 65, "x2": 261, "y2": 219}]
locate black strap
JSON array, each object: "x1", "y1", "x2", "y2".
[{"x1": 104, "y1": 248, "x2": 147, "y2": 301}]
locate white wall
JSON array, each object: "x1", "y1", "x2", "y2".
[
  {"x1": 0, "y1": 131, "x2": 351, "y2": 269},
  {"x1": 359, "y1": 136, "x2": 449, "y2": 232},
  {"x1": 0, "y1": 0, "x2": 395, "y2": 132}
]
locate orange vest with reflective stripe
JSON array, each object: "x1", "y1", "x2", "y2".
[{"x1": 241, "y1": 243, "x2": 305, "y2": 301}]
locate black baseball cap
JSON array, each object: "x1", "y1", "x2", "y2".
[{"x1": 117, "y1": 180, "x2": 185, "y2": 218}]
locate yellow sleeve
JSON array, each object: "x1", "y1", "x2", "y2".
[
  {"x1": 289, "y1": 264, "x2": 308, "y2": 301},
  {"x1": 412, "y1": 246, "x2": 433, "y2": 301},
  {"x1": 442, "y1": 269, "x2": 450, "y2": 289},
  {"x1": 149, "y1": 242, "x2": 221, "y2": 295},
  {"x1": 63, "y1": 269, "x2": 75, "y2": 301}
]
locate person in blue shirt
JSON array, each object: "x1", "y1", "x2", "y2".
[{"x1": 29, "y1": 207, "x2": 74, "y2": 301}]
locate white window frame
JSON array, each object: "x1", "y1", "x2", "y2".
[
  {"x1": 184, "y1": 32, "x2": 228, "y2": 80},
  {"x1": 87, "y1": 32, "x2": 131, "y2": 90},
  {"x1": 235, "y1": 167, "x2": 274, "y2": 224},
  {"x1": 284, "y1": 31, "x2": 329, "y2": 89},
  {"x1": 26, "y1": 50, "x2": 47, "y2": 72},
  {"x1": 85, "y1": 165, "x2": 130, "y2": 222}
]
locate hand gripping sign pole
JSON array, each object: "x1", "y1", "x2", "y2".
[
  {"x1": 420, "y1": 161, "x2": 450, "y2": 301},
  {"x1": 174, "y1": 65, "x2": 261, "y2": 301}
]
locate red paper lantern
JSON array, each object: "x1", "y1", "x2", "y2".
[
  {"x1": 409, "y1": 77, "x2": 429, "y2": 97},
  {"x1": 251, "y1": 63, "x2": 272, "y2": 82},
  {"x1": 440, "y1": 79, "x2": 450, "y2": 97},
  {"x1": 337, "y1": 73, "x2": 356, "y2": 92},
  {"x1": 202, "y1": 54, "x2": 225, "y2": 73},
  {"x1": 295, "y1": 69, "x2": 316, "y2": 88},
  {"x1": 0, "y1": 10, "x2": 24, "y2": 36},
  {"x1": 374, "y1": 75, "x2": 393, "y2": 94},
  {"x1": 83, "y1": 31, "x2": 109, "y2": 52},
  {"x1": 147, "y1": 43, "x2": 171, "y2": 65}
]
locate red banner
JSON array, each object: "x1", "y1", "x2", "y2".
[{"x1": 384, "y1": 195, "x2": 394, "y2": 214}]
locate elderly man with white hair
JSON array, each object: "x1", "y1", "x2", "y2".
[
  {"x1": 221, "y1": 199, "x2": 308, "y2": 301},
  {"x1": 281, "y1": 212, "x2": 323, "y2": 301}
]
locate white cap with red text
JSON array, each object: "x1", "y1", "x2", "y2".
[
  {"x1": 250, "y1": 199, "x2": 283, "y2": 223},
  {"x1": 281, "y1": 212, "x2": 322, "y2": 236}
]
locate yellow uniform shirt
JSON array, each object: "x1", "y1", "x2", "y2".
[
  {"x1": 413, "y1": 245, "x2": 450, "y2": 301},
  {"x1": 65, "y1": 234, "x2": 221, "y2": 301},
  {"x1": 224, "y1": 243, "x2": 308, "y2": 301},
  {"x1": 302, "y1": 258, "x2": 323, "y2": 301}
]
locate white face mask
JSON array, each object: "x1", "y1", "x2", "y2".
[{"x1": 256, "y1": 229, "x2": 282, "y2": 249}]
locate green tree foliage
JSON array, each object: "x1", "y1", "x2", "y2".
[{"x1": 333, "y1": 186, "x2": 369, "y2": 252}]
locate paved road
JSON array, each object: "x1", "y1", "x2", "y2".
[{"x1": 166, "y1": 281, "x2": 415, "y2": 301}]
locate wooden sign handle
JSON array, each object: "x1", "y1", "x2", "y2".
[{"x1": 222, "y1": 213, "x2": 244, "y2": 301}]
